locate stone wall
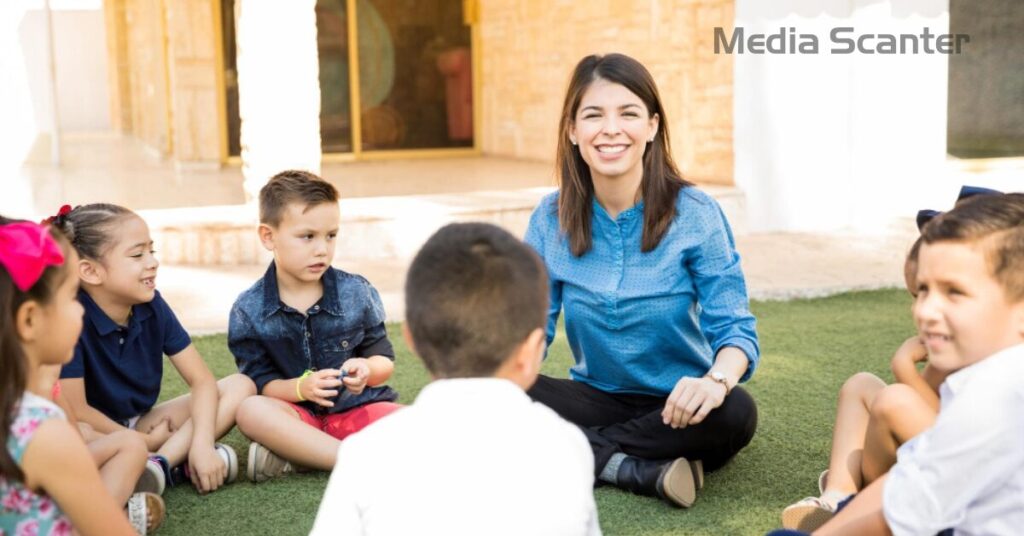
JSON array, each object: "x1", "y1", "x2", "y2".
[
  {"x1": 947, "y1": 0, "x2": 1024, "y2": 158},
  {"x1": 477, "y1": 0, "x2": 735, "y2": 185},
  {"x1": 102, "y1": 0, "x2": 735, "y2": 182}
]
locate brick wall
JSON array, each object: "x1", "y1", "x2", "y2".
[{"x1": 478, "y1": 0, "x2": 734, "y2": 185}]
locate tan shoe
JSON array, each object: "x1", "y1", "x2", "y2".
[
  {"x1": 246, "y1": 442, "x2": 294, "y2": 483},
  {"x1": 127, "y1": 492, "x2": 166, "y2": 535},
  {"x1": 781, "y1": 496, "x2": 835, "y2": 532},
  {"x1": 657, "y1": 458, "x2": 704, "y2": 508}
]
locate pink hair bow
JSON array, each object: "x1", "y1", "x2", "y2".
[{"x1": 0, "y1": 222, "x2": 65, "y2": 292}]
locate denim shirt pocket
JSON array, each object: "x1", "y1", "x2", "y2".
[{"x1": 316, "y1": 329, "x2": 366, "y2": 370}]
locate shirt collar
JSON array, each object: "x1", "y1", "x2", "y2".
[
  {"x1": 79, "y1": 288, "x2": 153, "y2": 335},
  {"x1": 942, "y1": 342, "x2": 1024, "y2": 396},
  {"x1": 259, "y1": 261, "x2": 344, "y2": 318},
  {"x1": 260, "y1": 262, "x2": 283, "y2": 319},
  {"x1": 414, "y1": 378, "x2": 529, "y2": 406},
  {"x1": 318, "y1": 267, "x2": 343, "y2": 316},
  {"x1": 591, "y1": 196, "x2": 644, "y2": 223}
]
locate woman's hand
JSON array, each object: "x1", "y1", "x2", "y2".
[{"x1": 662, "y1": 376, "x2": 728, "y2": 429}]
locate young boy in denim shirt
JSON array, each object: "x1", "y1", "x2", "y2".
[
  {"x1": 311, "y1": 223, "x2": 600, "y2": 536},
  {"x1": 229, "y1": 170, "x2": 401, "y2": 482}
]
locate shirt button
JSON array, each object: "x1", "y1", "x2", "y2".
[
  {"x1": 313, "y1": 305, "x2": 320, "y2": 311},
  {"x1": 341, "y1": 340, "x2": 349, "y2": 348},
  {"x1": 305, "y1": 331, "x2": 310, "y2": 338},
  {"x1": 119, "y1": 338, "x2": 124, "y2": 344}
]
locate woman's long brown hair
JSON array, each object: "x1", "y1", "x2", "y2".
[{"x1": 556, "y1": 53, "x2": 692, "y2": 256}]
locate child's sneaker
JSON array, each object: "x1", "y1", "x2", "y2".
[
  {"x1": 781, "y1": 496, "x2": 836, "y2": 532},
  {"x1": 247, "y1": 442, "x2": 294, "y2": 483},
  {"x1": 134, "y1": 457, "x2": 167, "y2": 495},
  {"x1": 215, "y1": 443, "x2": 239, "y2": 484},
  {"x1": 126, "y1": 491, "x2": 166, "y2": 535},
  {"x1": 154, "y1": 443, "x2": 239, "y2": 488}
]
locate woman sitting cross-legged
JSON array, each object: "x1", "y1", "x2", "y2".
[{"x1": 524, "y1": 52, "x2": 760, "y2": 508}]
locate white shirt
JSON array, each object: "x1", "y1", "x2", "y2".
[
  {"x1": 883, "y1": 343, "x2": 1024, "y2": 536},
  {"x1": 310, "y1": 378, "x2": 601, "y2": 536}
]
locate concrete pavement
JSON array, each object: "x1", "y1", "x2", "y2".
[{"x1": 160, "y1": 222, "x2": 920, "y2": 335}]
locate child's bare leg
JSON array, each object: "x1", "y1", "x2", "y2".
[
  {"x1": 235, "y1": 396, "x2": 339, "y2": 470},
  {"x1": 861, "y1": 384, "x2": 937, "y2": 485},
  {"x1": 89, "y1": 430, "x2": 148, "y2": 505},
  {"x1": 825, "y1": 372, "x2": 886, "y2": 495},
  {"x1": 137, "y1": 374, "x2": 256, "y2": 465},
  {"x1": 78, "y1": 421, "x2": 99, "y2": 441}
]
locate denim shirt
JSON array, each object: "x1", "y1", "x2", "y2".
[
  {"x1": 525, "y1": 188, "x2": 760, "y2": 397},
  {"x1": 229, "y1": 262, "x2": 398, "y2": 414}
]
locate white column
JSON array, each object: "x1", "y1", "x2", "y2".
[
  {"x1": 734, "y1": 0, "x2": 953, "y2": 233},
  {"x1": 235, "y1": 0, "x2": 322, "y2": 201}
]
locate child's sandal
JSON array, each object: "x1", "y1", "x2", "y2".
[{"x1": 127, "y1": 491, "x2": 166, "y2": 535}]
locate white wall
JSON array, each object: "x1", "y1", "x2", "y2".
[
  {"x1": 15, "y1": 1, "x2": 110, "y2": 134},
  {"x1": 734, "y1": 0, "x2": 962, "y2": 233},
  {"x1": 236, "y1": 0, "x2": 323, "y2": 201},
  {"x1": 0, "y1": 0, "x2": 109, "y2": 218}
]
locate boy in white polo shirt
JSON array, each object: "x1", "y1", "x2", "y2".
[
  {"x1": 311, "y1": 223, "x2": 600, "y2": 536},
  {"x1": 812, "y1": 193, "x2": 1024, "y2": 536}
]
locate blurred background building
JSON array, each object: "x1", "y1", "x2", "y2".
[{"x1": 2, "y1": 0, "x2": 1021, "y2": 256}]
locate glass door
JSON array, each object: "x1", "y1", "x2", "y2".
[
  {"x1": 359, "y1": 0, "x2": 472, "y2": 151},
  {"x1": 221, "y1": 0, "x2": 476, "y2": 159},
  {"x1": 316, "y1": 0, "x2": 354, "y2": 153}
]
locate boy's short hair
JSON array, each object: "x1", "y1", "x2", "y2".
[
  {"x1": 259, "y1": 170, "x2": 339, "y2": 227},
  {"x1": 921, "y1": 193, "x2": 1024, "y2": 301},
  {"x1": 405, "y1": 223, "x2": 548, "y2": 378},
  {"x1": 904, "y1": 236, "x2": 923, "y2": 295}
]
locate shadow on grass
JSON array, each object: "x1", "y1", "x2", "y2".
[{"x1": 156, "y1": 289, "x2": 913, "y2": 535}]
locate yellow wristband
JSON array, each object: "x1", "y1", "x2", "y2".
[{"x1": 296, "y1": 369, "x2": 313, "y2": 402}]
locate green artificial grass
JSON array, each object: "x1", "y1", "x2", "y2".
[{"x1": 157, "y1": 289, "x2": 914, "y2": 535}]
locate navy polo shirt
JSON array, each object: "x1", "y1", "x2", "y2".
[{"x1": 60, "y1": 289, "x2": 191, "y2": 422}]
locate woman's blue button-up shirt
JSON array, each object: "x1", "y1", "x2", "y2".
[{"x1": 525, "y1": 188, "x2": 760, "y2": 397}]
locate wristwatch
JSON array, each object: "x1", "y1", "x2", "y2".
[{"x1": 705, "y1": 370, "x2": 731, "y2": 394}]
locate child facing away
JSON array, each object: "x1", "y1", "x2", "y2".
[
  {"x1": 805, "y1": 192, "x2": 1024, "y2": 535},
  {"x1": 0, "y1": 218, "x2": 136, "y2": 535},
  {"x1": 311, "y1": 222, "x2": 600, "y2": 536},
  {"x1": 229, "y1": 170, "x2": 401, "y2": 482},
  {"x1": 53, "y1": 204, "x2": 255, "y2": 494},
  {"x1": 780, "y1": 239, "x2": 945, "y2": 531}
]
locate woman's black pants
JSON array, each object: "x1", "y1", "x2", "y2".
[{"x1": 527, "y1": 375, "x2": 758, "y2": 477}]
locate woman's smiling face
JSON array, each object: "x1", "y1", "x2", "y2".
[{"x1": 570, "y1": 78, "x2": 659, "y2": 184}]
